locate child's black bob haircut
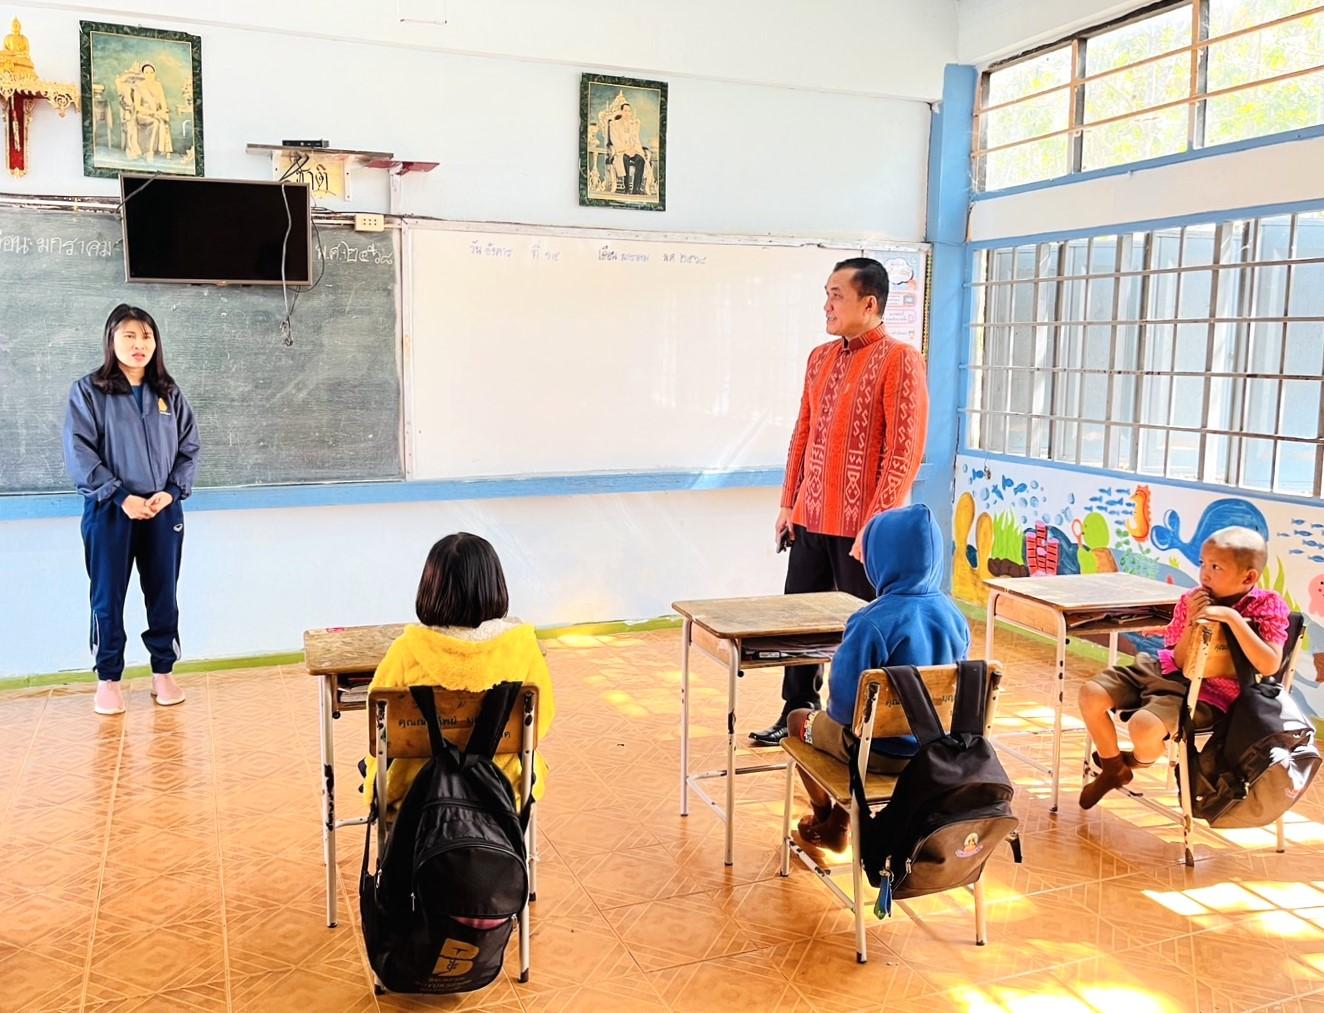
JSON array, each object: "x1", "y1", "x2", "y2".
[{"x1": 415, "y1": 532, "x2": 510, "y2": 629}]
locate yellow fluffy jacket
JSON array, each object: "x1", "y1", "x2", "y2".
[{"x1": 362, "y1": 620, "x2": 555, "y2": 812}]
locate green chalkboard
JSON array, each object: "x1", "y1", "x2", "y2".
[{"x1": 0, "y1": 206, "x2": 402, "y2": 493}]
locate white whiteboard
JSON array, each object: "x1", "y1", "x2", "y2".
[{"x1": 406, "y1": 223, "x2": 927, "y2": 479}]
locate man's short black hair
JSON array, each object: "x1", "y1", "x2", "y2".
[
  {"x1": 833, "y1": 257, "x2": 889, "y2": 313},
  {"x1": 415, "y1": 532, "x2": 510, "y2": 628}
]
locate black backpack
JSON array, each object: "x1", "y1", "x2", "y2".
[
  {"x1": 360, "y1": 683, "x2": 530, "y2": 994},
  {"x1": 1185, "y1": 613, "x2": 1320, "y2": 828},
  {"x1": 848, "y1": 661, "x2": 1021, "y2": 917}
]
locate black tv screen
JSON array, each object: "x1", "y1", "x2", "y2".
[{"x1": 121, "y1": 174, "x2": 312, "y2": 286}]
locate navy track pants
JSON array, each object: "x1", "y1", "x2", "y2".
[{"x1": 81, "y1": 497, "x2": 184, "y2": 682}]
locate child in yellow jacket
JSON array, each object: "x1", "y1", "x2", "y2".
[{"x1": 363, "y1": 532, "x2": 555, "y2": 814}]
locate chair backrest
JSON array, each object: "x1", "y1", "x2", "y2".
[
  {"x1": 852, "y1": 663, "x2": 1003, "y2": 739},
  {"x1": 367, "y1": 685, "x2": 540, "y2": 759},
  {"x1": 1189, "y1": 611, "x2": 1306, "y2": 689}
]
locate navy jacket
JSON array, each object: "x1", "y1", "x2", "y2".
[
  {"x1": 826, "y1": 503, "x2": 970, "y2": 727},
  {"x1": 63, "y1": 373, "x2": 200, "y2": 505}
]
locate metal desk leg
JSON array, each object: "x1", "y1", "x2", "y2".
[
  {"x1": 319, "y1": 674, "x2": 338, "y2": 927},
  {"x1": 725, "y1": 642, "x2": 739, "y2": 867},
  {"x1": 1051, "y1": 613, "x2": 1067, "y2": 813},
  {"x1": 680, "y1": 619, "x2": 691, "y2": 817},
  {"x1": 984, "y1": 590, "x2": 1000, "y2": 660}
]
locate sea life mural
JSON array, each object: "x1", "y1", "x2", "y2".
[{"x1": 955, "y1": 456, "x2": 1323, "y2": 721}]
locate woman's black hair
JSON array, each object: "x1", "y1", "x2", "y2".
[
  {"x1": 92, "y1": 303, "x2": 177, "y2": 396},
  {"x1": 415, "y1": 532, "x2": 510, "y2": 628}
]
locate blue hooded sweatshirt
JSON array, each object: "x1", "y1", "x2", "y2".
[{"x1": 825, "y1": 503, "x2": 970, "y2": 729}]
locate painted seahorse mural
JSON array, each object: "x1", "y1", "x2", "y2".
[
  {"x1": 1149, "y1": 498, "x2": 1270, "y2": 567},
  {"x1": 1127, "y1": 485, "x2": 1152, "y2": 542}
]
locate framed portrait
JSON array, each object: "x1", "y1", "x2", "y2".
[
  {"x1": 80, "y1": 21, "x2": 203, "y2": 179},
  {"x1": 580, "y1": 73, "x2": 666, "y2": 211}
]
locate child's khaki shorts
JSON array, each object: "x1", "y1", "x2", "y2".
[{"x1": 1093, "y1": 653, "x2": 1217, "y2": 736}]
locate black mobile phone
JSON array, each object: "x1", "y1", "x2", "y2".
[{"x1": 776, "y1": 529, "x2": 792, "y2": 553}]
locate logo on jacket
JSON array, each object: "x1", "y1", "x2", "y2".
[
  {"x1": 955, "y1": 832, "x2": 983, "y2": 859},
  {"x1": 158, "y1": 397, "x2": 170, "y2": 415}
]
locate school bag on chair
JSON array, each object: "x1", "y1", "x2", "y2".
[
  {"x1": 849, "y1": 661, "x2": 1022, "y2": 917},
  {"x1": 360, "y1": 683, "x2": 530, "y2": 994},
  {"x1": 1186, "y1": 613, "x2": 1320, "y2": 828}
]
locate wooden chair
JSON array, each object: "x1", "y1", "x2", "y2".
[
  {"x1": 367, "y1": 684, "x2": 541, "y2": 986},
  {"x1": 779, "y1": 663, "x2": 1004, "y2": 963},
  {"x1": 1083, "y1": 612, "x2": 1305, "y2": 865}
]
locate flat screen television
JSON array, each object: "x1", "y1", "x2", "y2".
[{"x1": 120, "y1": 174, "x2": 312, "y2": 286}]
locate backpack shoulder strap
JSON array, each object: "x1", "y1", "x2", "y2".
[
  {"x1": 465, "y1": 681, "x2": 522, "y2": 760},
  {"x1": 950, "y1": 660, "x2": 989, "y2": 736},
  {"x1": 884, "y1": 665, "x2": 945, "y2": 744},
  {"x1": 409, "y1": 685, "x2": 457, "y2": 760}
]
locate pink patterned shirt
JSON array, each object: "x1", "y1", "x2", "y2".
[{"x1": 1159, "y1": 588, "x2": 1290, "y2": 711}]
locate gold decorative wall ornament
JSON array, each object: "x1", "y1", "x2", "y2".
[{"x1": 0, "y1": 18, "x2": 79, "y2": 176}]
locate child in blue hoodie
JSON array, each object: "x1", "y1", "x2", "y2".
[{"x1": 786, "y1": 503, "x2": 970, "y2": 848}]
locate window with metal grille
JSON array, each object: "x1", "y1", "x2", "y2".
[
  {"x1": 976, "y1": 1, "x2": 1324, "y2": 192},
  {"x1": 967, "y1": 211, "x2": 1324, "y2": 498}
]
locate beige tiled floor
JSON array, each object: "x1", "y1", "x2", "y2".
[{"x1": 3, "y1": 621, "x2": 1324, "y2": 1012}]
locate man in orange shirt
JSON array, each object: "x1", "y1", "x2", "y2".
[{"x1": 749, "y1": 258, "x2": 930, "y2": 746}]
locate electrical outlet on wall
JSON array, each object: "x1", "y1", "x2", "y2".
[{"x1": 355, "y1": 213, "x2": 385, "y2": 232}]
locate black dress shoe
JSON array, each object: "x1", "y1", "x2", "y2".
[{"x1": 748, "y1": 722, "x2": 789, "y2": 746}]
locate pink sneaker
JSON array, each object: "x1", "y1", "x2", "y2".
[
  {"x1": 93, "y1": 680, "x2": 125, "y2": 716},
  {"x1": 151, "y1": 673, "x2": 186, "y2": 707}
]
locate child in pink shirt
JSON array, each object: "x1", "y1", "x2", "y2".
[{"x1": 1078, "y1": 526, "x2": 1288, "y2": 809}]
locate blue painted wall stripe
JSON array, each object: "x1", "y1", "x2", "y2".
[{"x1": 972, "y1": 123, "x2": 1324, "y2": 203}]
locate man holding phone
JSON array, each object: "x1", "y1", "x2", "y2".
[{"x1": 749, "y1": 257, "x2": 930, "y2": 746}]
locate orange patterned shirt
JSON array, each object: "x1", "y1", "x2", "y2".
[{"x1": 780, "y1": 325, "x2": 928, "y2": 539}]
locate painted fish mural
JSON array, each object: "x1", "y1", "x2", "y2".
[{"x1": 1150, "y1": 499, "x2": 1270, "y2": 567}]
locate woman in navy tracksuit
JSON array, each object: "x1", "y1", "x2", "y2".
[{"x1": 63, "y1": 304, "x2": 200, "y2": 716}]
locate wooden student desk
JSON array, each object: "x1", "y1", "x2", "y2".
[
  {"x1": 672, "y1": 592, "x2": 866, "y2": 867},
  {"x1": 303, "y1": 623, "x2": 407, "y2": 928},
  {"x1": 983, "y1": 573, "x2": 1183, "y2": 812}
]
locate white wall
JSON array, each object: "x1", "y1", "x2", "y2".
[
  {"x1": 968, "y1": 134, "x2": 1324, "y2": 242},
  {"x1": 9, "y1": 2, "x2": 941, "y2": 235},
  {"x1": 4, "y1": 488, "x2": 787, "y2": 678},
  {"x1": 957, "y1": 0, "x2": 1149, "y2": 66},
  {"x1": 2, "y1": 2, "x2": 949, "y2": 677}
]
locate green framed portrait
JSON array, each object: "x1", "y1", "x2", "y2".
[
  {"x1": 580, "y1": 73, "x2": 667, "y2": 211},
  {"x1": 80, "y1": 21, "x2": 204, "y2": 179}
]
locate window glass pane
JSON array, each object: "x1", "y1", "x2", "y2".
[
  {"x1": 1245, "y1": 378, "x2": 1281, "y2": 434},
  {"x1": 1246, "y1": 322, "x2": 1282, "y2": 373},
  {"x1": 1241, "y1": 437, "x2": 1275, "y2": 489},
  {"x1": 1253, "y1": 265, "x2": 1288, "y2": 318},
  {"x1": 1145, "y1": 324, "x2": 1175, "y2": 371},
  {"x1": 1203, "y1": 433, "x2": 1233, "y2": 485},
  {"x1": 1206, "y1": 9, "x2": 1324, "y2": 91},
  {"x1": 1089, "y1": 5, "x2": 1191, "y2": 74},
  {"x1": 1139, "y1": 426, "x2": 1168, "y2": 475},
  {"x1": 985, "y1": 89, "x2": 1072, "y2": 149},
  {"x1": 1280, "y1": 379, "x2": 1320, "y2": 439},
  {"x1": 1174, "y1": 323, "x2": 1208, "y2": 371},
  {"x1": 987, "y1": 47, "x2": 1073, "y2": 105},
  {"x1": 1079, "y1": 423, "x2": 1106, "y2": 467},
  {"x1": 1168, "y1": 429, "x2": 1200, "y2": 478},
  {"x1": 1182, "y1": 225, "x2": 1217, "y2": 266},
  {"x1": 1205, "y1": 69, "x2": 1324, "y2": 146},
  {"x1": 1288, "y1": 261, "x2": 1324, "y2": 316},
  {"x1": 1171, "y1": 376, "x2": 1206, "y2": 427},
  {"x1": 1258, "y1": 215, "x2": 1294, "y2": 260},
  {"x1": 1209, "y1": 0, "x2": 1317, "y2": 37},
  {"x1": 1110, "y1": 425, "x2": 1136, "y2": 470},
  {"x1": 1178, "y1": 270, "x2": 1213, "y2": 317},
  {"x1": 983, "y1": 137, "x2": 1071, "y2": 191},
  {"x1": 1082, "y1": 108, "x2": 1188, "y2": 170},
  {"x1": 1276, "y1": 441, "x2": 1318, "y2": 495},
  {"x1": 1295, "y1": 211, "x2": 1324, "y2": 256},
  {"x1": 1014, "y1": 245, "x2": 1039, "y2": 279},
  {"x1": 1284, "y1": 322, "x2": 1324, "y2": 376}
]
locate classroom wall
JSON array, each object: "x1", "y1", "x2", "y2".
[{"x1": 2, "y1": 2, "x2": 949, "y2": 678}]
